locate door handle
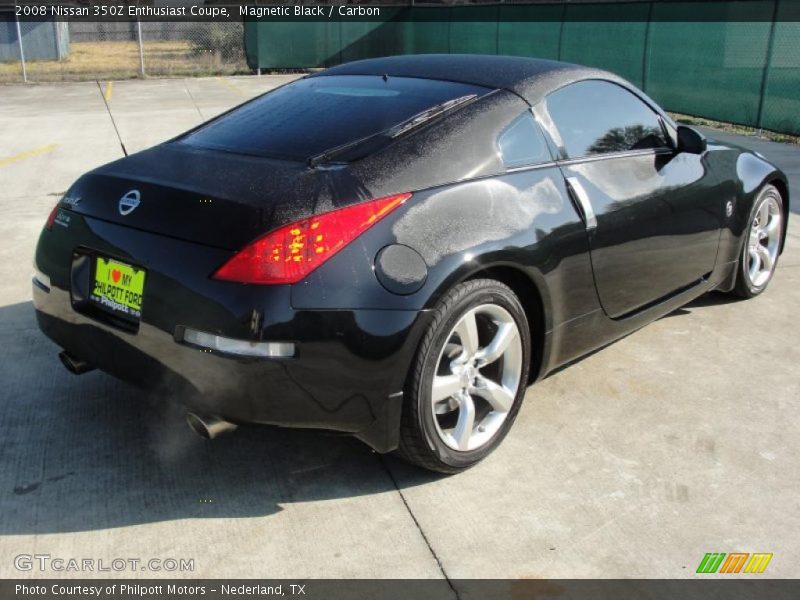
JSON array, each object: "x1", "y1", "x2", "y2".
[{"x1": 565, "y1": 177, "x2": 597, "y2": 231}]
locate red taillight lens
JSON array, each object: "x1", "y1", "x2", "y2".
[
  {"x1": 213, "y1": 192, "x2": 412, "y2": 284},
  {"x1": 45, "y1": 204, "x2": 60, "y2": 231}
]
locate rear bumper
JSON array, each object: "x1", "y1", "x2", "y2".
[{"x1": 33, "y1": 282, "x2": 429, "y2": 453}]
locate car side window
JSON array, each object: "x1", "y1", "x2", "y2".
[
  {"x1": 544, "y1": 80, "x2": 669, "y2": 159},
  {"x1": 497, "y1": 111, "x2": 551, "y2": 169}
]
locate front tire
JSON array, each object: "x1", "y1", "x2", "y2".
[
  {"x1": 396, "y1": 279, "x2": 531, "y2": 474},
  {"x1": 733, "y1": 184, "x2": 784, "y2": 298}
]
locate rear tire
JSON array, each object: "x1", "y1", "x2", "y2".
[
  {"x1": 732, "y1": 184, "x2": 784, "y2": 299},
  {"x1": 396, "y1": 279, "x2": 531, "y2": 474}
]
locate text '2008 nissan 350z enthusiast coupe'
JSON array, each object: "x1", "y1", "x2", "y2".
[{"x1": 33, "y1": 55, "x2": 789, "y2": 473}]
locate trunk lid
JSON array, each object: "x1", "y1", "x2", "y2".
[{"x1": 63, "y1": 143, "x2": 324, "y2": 251}]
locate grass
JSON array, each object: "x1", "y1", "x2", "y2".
[
  {"x1": 0, "y1": 41, "x2": 250, "y2": 83},
  {"x1": 669, "y1": 112, "x2": 799, "y2": 145}
]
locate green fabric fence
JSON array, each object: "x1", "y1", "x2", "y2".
[{"x1": 244, "y1": 1, "x2": 800, "y2": 135}]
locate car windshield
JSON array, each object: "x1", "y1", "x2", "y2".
[{"x1": 180, "y1": 75, "x2": 490, "y2": 161}]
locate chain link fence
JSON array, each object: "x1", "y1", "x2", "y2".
[{"x1": 0, "y1": 18, "x2": 249, "y2": 83}]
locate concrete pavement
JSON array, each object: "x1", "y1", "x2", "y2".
[{"x1": 0, "y1": 77, "x2": 798, "y2": 580}]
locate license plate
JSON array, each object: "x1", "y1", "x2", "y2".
[{"x1": 90, "y1": 257, "x2": 146, "y2": 320}]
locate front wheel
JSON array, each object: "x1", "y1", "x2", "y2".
[
  {"x1": 396, "y1": 279, "x2": 531, "y2": 473},
  {"x1": 733, "y1": 184, "x2": 784, "y2": 298}
]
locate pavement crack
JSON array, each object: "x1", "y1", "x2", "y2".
[
  {"x1": 184, "y1": 82, "x2": 205, "y2": 122},
  {"x1": 378, "y1": 454, "x2": 460, "y2": 600}
]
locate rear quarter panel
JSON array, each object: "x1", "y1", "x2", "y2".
[{"x1": 291, "y1": 166, "x2": 598, "y2": 339}]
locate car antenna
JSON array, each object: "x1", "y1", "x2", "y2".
[{"x1": 96, "y1": 80, "x2": 128, "y2": 157}]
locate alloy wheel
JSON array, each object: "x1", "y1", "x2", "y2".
[
  {"x1": 746, "y1": 193, "x2": 782, "y2": 288},
  {"x1": 430, "y1": 304, "x2": 523, "y2": 451}
]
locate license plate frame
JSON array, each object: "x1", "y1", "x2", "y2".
[{"x1": 89, "y1": 256, "x2": 146, "y2": 322}]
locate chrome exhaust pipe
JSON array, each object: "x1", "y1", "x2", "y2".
[
  {"x1": 186, "y1": 412, "x2": 238, "y2": 439},
  {"x1": 58, "y1": 350, "x2": 95, "y2": 375}
]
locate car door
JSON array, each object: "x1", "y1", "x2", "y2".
[{"x1": 536, "y1": 80, "x2": 723, "y2": 318}]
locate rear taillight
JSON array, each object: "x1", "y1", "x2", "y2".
[
  {"x1": 213, "y1": 192, "x2": 412, "y2": 285},
  {"x1": 45, "y1": 204, "x2": 60, "y2": 231}
]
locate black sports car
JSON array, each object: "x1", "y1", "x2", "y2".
[{"x1": 34, "y1": 55, "x2": 789, "y2": 473}]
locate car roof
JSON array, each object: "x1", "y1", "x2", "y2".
[{"x1": 314, "y1": 54, "x2": 629, "y2": 105}]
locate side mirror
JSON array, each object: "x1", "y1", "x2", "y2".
[{"x1": 677, "y1": 125, "x2": 707, "y2": 154}]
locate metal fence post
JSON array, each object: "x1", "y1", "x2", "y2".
[
  {"x1": 15, "y1": 10, "x2": 27, "y2": 82},
  {"x1": 556, "y1": 3, "x2": 567, "y2": 61},
  {"x1": 137, "y1": 19, "x2": 145, "y2": 76},
  {"x1": 641, "y1": 2, "x2": 654, "y2": 92},
  {"x1": 756, "y1": 0, "x2": 780, "y2": 130}
]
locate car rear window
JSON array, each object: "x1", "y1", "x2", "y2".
[{"x1": 181, "y1": 75, "x2": 491, "y2": 161}]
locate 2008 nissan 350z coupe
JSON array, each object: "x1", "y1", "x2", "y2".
[{"x1": 34, "y1": 55, "x2": 789, "y2": 473}]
